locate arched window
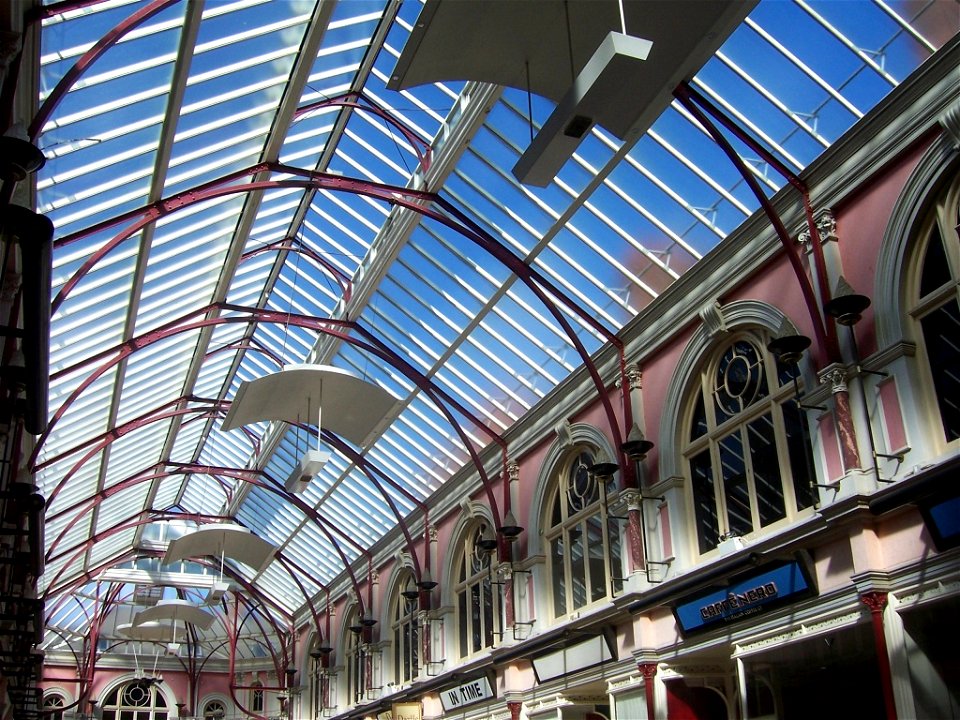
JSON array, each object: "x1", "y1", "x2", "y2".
[
  {"x1": 684, "y1": 331, "x2": 816, "y2": 555},
  {"x1": 909, "y1": 175, "x2": 960, "y2": 443},
  {"x1": 202, "y1": 699, "x2": 225, "y2": 719},
  {"x1": 250, "y1": 681, "x2": 263, "y2": 713},
  {"x1": 392, "y1": 572, "x2": 420, "y2": 684},
  {"x1": 309, "y1": 638, "x2": 334, "y2": 719},
  {"x1": 455, "y1": 521, "x2": 500, "y2": 657},
  {"x1": 101, "y1": 681, "x2": 168, "y2": 720},
  {"x1": 545, "y1": 446, "x2": 623, "y2": 619},
  {"x1": 43, "y1": 693, "x2": 66, "y2": 720},
  {"x1": 345, "y1": 607, "x2": 366, "y2": 705}
]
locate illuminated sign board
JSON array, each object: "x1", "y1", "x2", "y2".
[
  {"x1": 530, "y1": 634, "x2": 616, "y2": 684},
  {"x1": 673, "y1": 558, "x2": 816, "y2": 635},
  {"x1": 439, "y1": 676, "x2": 494, "y2": 711},
  {"x1": 920, "y1": 493, "x2": 960, "y2": 550},
  {"x1": 390, "y1": 702, "x2": 422, "y2": 720}
]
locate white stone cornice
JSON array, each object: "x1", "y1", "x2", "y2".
[{"x1": 939, "y1": 98, "x2": 960, "y2": 148}]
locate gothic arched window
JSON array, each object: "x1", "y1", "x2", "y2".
[
  {"x1": 43, "y1": 693, "x2": 66, "y2": 720},
  {"x1": 684, "y1": 332, "x2": 816, "y2": 555},
  {"x1": 345, "y1": 608, "x2": 366, "y2": 705},
  {"x1": 392, "y1": 572, "x2": 420, "y2": 684},
  {"x1": 202, "y1": 699, "x2": 225, "y2": 719},
  {"x1": 545, "y1": 447, "x2": 623, "y2": 619},
  {"x1": 909, "y1": 175, "x2": 960, "y2": 443},
  {"x1": 101, "y1": 681, "x2": 168, "y2": 720},
  {"x1": 455, "y1": 521, "x2": 500, "y2": 657}
]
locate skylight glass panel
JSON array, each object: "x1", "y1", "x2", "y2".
[
  {"x1": 32, "y1": 0, "x2": 950, "y2": 632},
  {"x1": 88, "y1": 524, "x2": 139, "y2": 568},
  {"x1": 253, "y1": 563, "x2": 303, "y2": 612},
  {"x1": 44, "y1": 514, "x2": 94, "y2": 576},
  {"x1": 151, "y1": 476, "x2": 185, "y2": 512},
  {"x1": 97, "y1": 483, "x2": 149, "y2": 529},
  {"x1": 180, "y1": 474, "x2": 231, "y2": 517},
  {"x1": 102, "y1": 430, "x2": 168, "y2": 486}
]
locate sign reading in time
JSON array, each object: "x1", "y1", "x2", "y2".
[{"x1": 439, "y1": 676, "x2": 494, "y2": 711}]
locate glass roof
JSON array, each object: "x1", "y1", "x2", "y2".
[{"x1": 33, "y1": 0, "x2": 950, "y2": 652}]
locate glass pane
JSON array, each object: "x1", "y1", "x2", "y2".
[
  {"x1": 483, "y1": 580, "x2": 495, "y2": 648},
  {"x1": 783, "y1": 399, "x2": 817, "y2": 511},
  {"x1": 747, "y1": 413, "x2": 787, "y2": 527},
  {"x1": 921, "y1": 299, "x2": 960, "y2": 441},
  {"x1": 690, "y1": 392, "x2": 708, "y2": 440},
  {"x1": 587, "y1": 514, "x2": 607, "y2": 602},
  {"x1": 719, "y1": 430, "x2": 753, "y2": 537},
  {"x1": 550, "y1": 535, "x2": 567, "y2": 617},
  {"x1": 471, "y1": 583, "x2": 482, "y2": 653},
  {"x1": 395, "y1": 620, "x2": 402, "y2": 676},
  {"x1": 412, "y1": 619, "x2": 420, "y2": 677},
  {"x1": 919, "y1": 226, "x2": 950, "y2": 296},
  {"x1": 458, "y1": 590, "x2": 467, "y2": 657},
  {"x1": 690, "y1": 449, "x2": 720, "y2": 553},
  {"x1": 570, "y1": 523, "x2": 587, "y2": 610},
  {"x1": 608, "y1": 511, "x2": 624, "y2": 595},
  {"x1": 550, "y1": 487, "x2": 563, "y2": 526}
]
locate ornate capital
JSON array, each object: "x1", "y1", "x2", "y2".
[
  {"x1": 625, "y1": 363, "x2": 643, "y2": 390},
  {"x1": 620, "y1": 488, "x2": 643, "y2": 513},
  {"x1": 497, "y1": 563, "x2": 514, "y2": 582},
  {"x1": 797, "y1": 208, "x2": 837, "y2": 246},
  {"x1": 861, "y1": 591, "x2": 888, "y2": 615},
  {"x1": 507, "y1": 460, "x2": 519, "y2": 483},
  {"x1": 822, "y1": 366, "x2": 848, "y2": 394},
  {"x1": 428, "y1": 524, "x2": 438, "y2": 542},
  {"x1": 638, "y1": 662, "x2": 658, "y2": 681}
]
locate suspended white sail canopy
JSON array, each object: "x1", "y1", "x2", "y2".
[
  {"x1": 133, "y1": 599, "x2": 215, "y2": 630},
  {"x1": 162, "y1": 524, "x2": 276, "y2": 574},
  {"x1": 387, "y1": 0, "x2": 756, "y2": 184},
  {"x1": 220, "y1": 364, "x2": 398, "y2": 447},
  {"x1": 117, "y1": 621, "x2": 178, "y2": 643}
]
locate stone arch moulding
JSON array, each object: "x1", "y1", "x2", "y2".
[
  {"x1": 382, "y1": 555, "x2": 419, "y2": 617},
  {"x1": 96, "y1": 671, "x2": 179, "y2": 714},
  {"x1": 527, "y1": 422, "x2": 617, "y2": 559},
  {"x1": 658, "y1": 299, "x2": 793, "y2": 482},
  {"x1": 42, "y1": 686, "x2": 75, "y2": 707},
  {"x1": 875, "y1": 109, "x2": 960, "y2": 349},
  {"x1": 198, "y1": 693, "x2": 233, "y2": 718},
  {"x1": 443, "y1": 501, "x2": 496, "y2": 607}
]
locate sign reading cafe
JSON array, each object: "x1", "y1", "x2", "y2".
[
  {"x1": 439, "y1": 676, "x2": 495, "y2": 711},
  {"x1": 672, "y1": 558, "x2": 817, "y2": 635}
]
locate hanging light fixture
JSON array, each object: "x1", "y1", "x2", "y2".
[
  {"x1": 620, "y1": 423, "x2": 654, "y2": 461},
  {"x1": 477, "y1": 526, "x2": 498, "y2": 554},
  {"x1": 587, "y1": 457, "x2": 619, "y2": 479},
  {"x1": 498, "y1": 509, "x2": 523, "y2": 542},
  {"x1": 417, "y1": 568, "x2": 438, "y2": 591},
  {"x1": 766, "y1": 319, "x2": 812, "y2": 365},
  {"x1": 824, "y1": 276, "x2": 871, "y2": 326}
]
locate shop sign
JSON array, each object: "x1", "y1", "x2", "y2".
[
  {"x1": 390, "y1": 702, "x2": 422, "y2": 720},
  {"x1": 439, "y1": 676, "x2": 494, "y2": 711},
  {"x1": 920, "y1": 493, "x2": 960, "y2": 550},
  {"x1": 530, "y1": 634, "x2": 615, "y2": 683},
  {"x1": 673, "y1": 558, "x2": 816, "y2": 635}
]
